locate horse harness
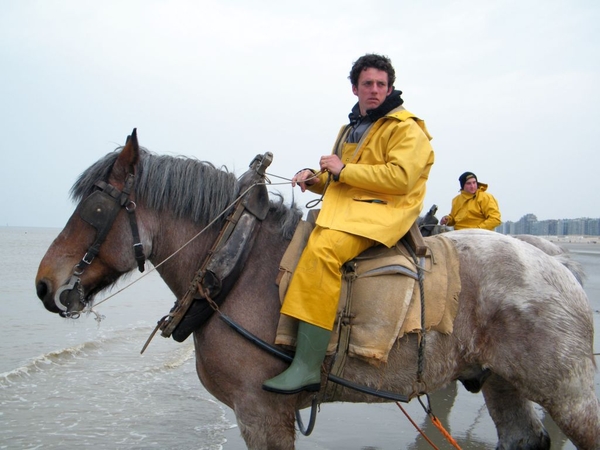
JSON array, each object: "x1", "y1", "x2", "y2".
[
  {"x1": 54, "y1": 170, "x2": 146, "y2": 316},
  {"x1": 143, "y1": 152, "x2": 273, "y2": 347}
]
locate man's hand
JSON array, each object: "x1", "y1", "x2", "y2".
[
  {"x1": 292, "y1": 155, "x2": 345, "y2": 192},
  {"x1": 292, "y1": 169, "x2": 320, "y2": 193},
  {"x1": 320, "y1": 155, "x2": 344, "y2": 177}
]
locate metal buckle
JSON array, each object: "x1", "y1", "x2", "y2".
[{"x1": 82, "y1": 252, "x2": 94, "y2": 265}]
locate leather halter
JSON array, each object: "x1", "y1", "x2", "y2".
[{"x1": 53, "y1": 172, "x2": 146, "y2": 315}]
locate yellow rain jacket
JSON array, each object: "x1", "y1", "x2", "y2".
[
  {"x1": 445, "y1": 183, "x2": 501, "y2": 230},
  {"x1": 282, "y1": 106, "x2": 434, "y2": 329},
  {"x1": 307, "y1": 107, "x2": 435, "y2": 247}
]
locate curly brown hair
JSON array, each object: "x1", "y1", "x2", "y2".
[{"x1": 348, "y1": 53, "x2": 396, "y2": 87}]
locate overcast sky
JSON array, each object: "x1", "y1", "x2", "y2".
[{"x1": 1, "y1": 0, "x2": 598, "y2": 228}]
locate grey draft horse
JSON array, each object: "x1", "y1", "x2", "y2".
[
  {"x1": 418, "y1": 209, "x2": 586, "y2": 286},
  {"x1": 36, "y1": 131, "x2": 599, "y2": 449}
]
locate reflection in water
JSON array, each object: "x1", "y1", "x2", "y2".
[
  {"x1": 541, "y1": 410, "x2": 570, "y2": 449},
  {"x1": 409, "y1": 382, "x2": 503, "y2": 450},
  {"x1": 405, "y1": 381, "x2": 486, "y2": 450},
  {"x1": 406, "y1": 379, "x2": 578, "y2": 449}
]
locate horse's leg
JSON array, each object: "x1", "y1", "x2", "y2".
[
  {"x1": 194, "y1": 328, "x2": 298, "y2": 449},
  {"x1": 232, "y1": 395, "x2": 297, "y2": 450},
  {"x1": 538, "y1": 377, "x2": 600, "y2": 450},
  {"x1": 481, "y1": 374, "x2": 550, "y2": 450},
  {"x1": 489, "y1": 332, "x2": 600, "y2": 448}
]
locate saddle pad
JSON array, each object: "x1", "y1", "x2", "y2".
[{"x1": 275, "y1": 220, "x2": 461, "y2": 365}]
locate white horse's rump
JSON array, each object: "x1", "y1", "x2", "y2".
[{"x1": 445, "y1": 230, "x2": 597, "y2": 449}]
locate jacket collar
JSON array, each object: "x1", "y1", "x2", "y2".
[{"x1": 348, "y1": 89, "x2": 404, "y2": 125}]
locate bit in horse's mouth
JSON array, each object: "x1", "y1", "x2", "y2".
[
  {"x1": 55, "y1": 280, "x2": 96, "y2": 318},
  {"x1": 58, "y1": 294, "x2": 94, "y2": 319}
]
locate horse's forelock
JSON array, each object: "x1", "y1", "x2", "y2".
[{"x1": 70, "y1": 149, "x2": 122, "y2": 202}]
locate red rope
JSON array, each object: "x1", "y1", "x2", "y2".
[
  {"x1": 395, "y1": 402, "x2": 439, "y2": 450},
  {"x1": 429, "y1": 414, "x2": 462, "y2": 450},
  {"x1": 395, "y1": 401, "x2": 463, "y2": 450}
]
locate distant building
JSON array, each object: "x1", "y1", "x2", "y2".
[{"x1": 498, "y1": 215, "x2": 600, "y2": 236}]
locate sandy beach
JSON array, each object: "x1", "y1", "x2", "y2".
[{"x1": 545, "y1": 235, "x2": 600, "y2": 244}]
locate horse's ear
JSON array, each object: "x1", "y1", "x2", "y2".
[{"x1": 111, "y1": 128, "x2": 139, "y2": 182}]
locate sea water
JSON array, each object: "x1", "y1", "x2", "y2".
[
  {"x1": 0, "y1": 227, "x2": 233, "y2": 449},
  {"x1": 1, "y1": 227, "x2": 598, "y2": 449}
]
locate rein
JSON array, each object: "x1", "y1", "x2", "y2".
[
  {"x1": 66, "y1": 163, "x2": 324, "y2": 320},
  {"x1": 54, "y1": 172, "x2": 146, "y2": 316},
  {"x1": 68, "y1": 153, "x2": 285, "y2": 322}
]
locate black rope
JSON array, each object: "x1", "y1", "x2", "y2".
[
  {"x1": 403, "y1": 240, "x2": 427, "y2": 386},
  {"x1": 296, "y1": 396, "x2": 318, "y2": 436},
  {"x1": 218, "y1": 313, "x2": 410, "y2": 403}
]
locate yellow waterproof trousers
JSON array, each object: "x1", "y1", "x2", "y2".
[{"x1": 280, "y1": 226, "x2": 376, "y2": 330}]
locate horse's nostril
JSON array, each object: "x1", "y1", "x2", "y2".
[{"x1": 36, "y1": 280, "x2": 49, "y2": 301}]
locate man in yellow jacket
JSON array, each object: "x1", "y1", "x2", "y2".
[
  {"x1": 440, "y1": 172, "x2": 501, "y2": 230},
  {"x1": 263, "y1": 54, "x2": 435, "y2": 394}
]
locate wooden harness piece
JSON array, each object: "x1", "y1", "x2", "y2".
[
  {"x1": 155, "y1": 152, "x2": 272, "y2": 342},
  {"x1": 403, "y1": 221, "x2": 428, "y2": 257}
]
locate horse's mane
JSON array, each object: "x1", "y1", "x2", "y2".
[{"x1": 70, "y1": 147, "x2": 302, "y2": 238}]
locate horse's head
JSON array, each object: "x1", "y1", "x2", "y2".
[{"x1": 36, "y1": 129, "x2": 149, "y2": 317}]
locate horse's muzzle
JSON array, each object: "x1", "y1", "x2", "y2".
[{"x1": 36, "y1": 276, "x2": 86, "y2": 317}]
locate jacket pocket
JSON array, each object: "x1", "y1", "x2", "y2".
[
  {"x1": 353, "y1": 198, "x2": 388, "y2": 205},
  {"x1": 350, "y1": 188, "x2": 394, "y2": 205}
]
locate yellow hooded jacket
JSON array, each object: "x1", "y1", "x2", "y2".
[
  {"x1": 307, "y1": 107, "x2": 434, "y2": 247},
  {"x1": 445, "y1": 183, "x2": 501, "y2": 230}
]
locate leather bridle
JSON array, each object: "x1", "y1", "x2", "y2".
[{"x1": 53, "y1": 172, "x2": 146, "y2": 316}]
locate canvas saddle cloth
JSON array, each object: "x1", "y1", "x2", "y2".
[{"x1": 275, "y1": 216, "x2": 461, "y2": 365}]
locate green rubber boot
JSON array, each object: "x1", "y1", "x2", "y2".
[{"x1": 263, "y1": 321, "x2": 331, "y2": 394}]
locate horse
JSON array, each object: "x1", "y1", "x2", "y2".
[
  {"x1": 418, "y1": 209, "x2": 586, "y2": 286},
  {"x1": 36, "y1": 130, "x2": 600, "y2": 449}
]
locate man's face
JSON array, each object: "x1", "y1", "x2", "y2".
[
  {"x1": 464, "y1": 178, "x2": 478, "y2": 194},
  {"x1": 352, "y1": 68, "x2": 393, "y2": 116}
]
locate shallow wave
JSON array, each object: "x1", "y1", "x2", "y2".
[
  {"x1": 0, "y1": 324, "x2": 190, "y2": 386},
  {"x1": 0, "y1": 341, "x2": 97, "y2": 386},
  {"x1": 161, "y1": 343, "x2": 196, "y2": 370}
]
